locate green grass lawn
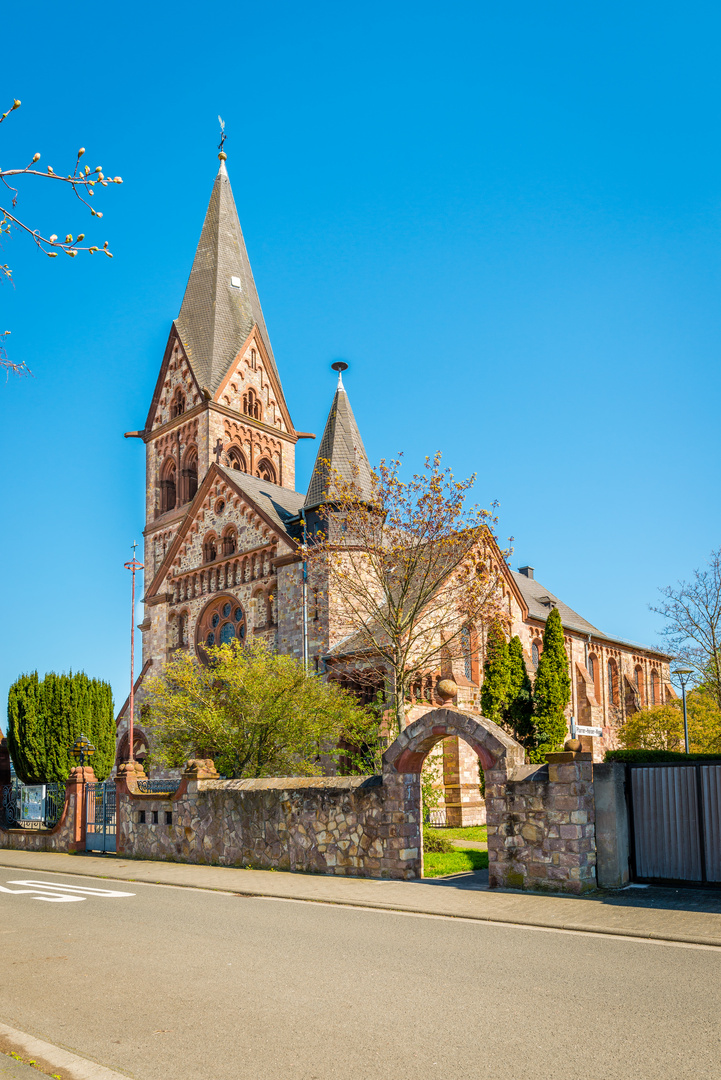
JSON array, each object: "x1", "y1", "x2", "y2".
[
  {"x1": 423, "y1": 848, "x2": 489, "y2": 878},
  {"x1": 430, "y1": 825, "x2": 488, "y2": 843}
]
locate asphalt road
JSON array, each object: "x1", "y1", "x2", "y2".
[{"x1": 0, "y1": 869, "x2": 719, "y2": 1080}]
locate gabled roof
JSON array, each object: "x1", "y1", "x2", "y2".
[
  {"x1": 145, "y1": 464, "x2": 301, "y2": 600},
  {"x1": 218, "y1": 467, "x2": 305, "y2": 534},
  {"x1": 175, "y1": 160, "x2": 288, "y2": 412},
  {"x1": 304, "y1": 371, "x2": 373, "y2": 509},
  {"x1": 512, "y1": 570, "x2": 670, "y2": 656}
]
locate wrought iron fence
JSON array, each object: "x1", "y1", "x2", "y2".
[
  {"x1": 425, "y1": 808, "x2": 448, "y2": 828},
  {"x1": 135, "y1": 778, "x2": 180, "y2": 796},
  {"x1": 1, "y1": 780, "x2": 65, "y2": 829}
]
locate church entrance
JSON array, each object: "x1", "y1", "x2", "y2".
[{"x1": 382, "y1": 708, "x2": 525, "y2": 881}]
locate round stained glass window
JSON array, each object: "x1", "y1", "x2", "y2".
[
  {"x1": 206, "y1": 632, "x2": 215, "y2": 646},
  {"x1": 211, "y1": 613, "x2": 220, "y2": 628},
  {"x1": 238, "y1": 625, "x2": 245, "y2": 639},
  {"x1": 234, "y1": 607, "x2": 243, "y2": 622},
  {"x1": 220, "y1": 622, "x2": 235, "y2": 644},
  {"x1": 222, "y1": 602, "x2": 231, "y2": 618}
]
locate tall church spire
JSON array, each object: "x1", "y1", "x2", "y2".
[
  {"x1": 174, "y1": 158, "x2": 286, "y2": 409},
  {"x1": 304, "y1": 363, "x2": 373, "y2": 509}
]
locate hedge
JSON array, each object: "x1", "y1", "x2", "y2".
[{"x1": 605, "y1": 748, "x2": 721, "y2": 763}]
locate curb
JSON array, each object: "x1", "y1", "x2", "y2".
[
  {"x1": 0, "y1": 1024, "x2": 132, "y2": 1080},
  {"x1": 1, "y1": 858, "x2": 719, "y2": 949}
]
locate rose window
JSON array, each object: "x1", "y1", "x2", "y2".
[{"x1": 195, "y1": 595, "x2": 247, "y2": 652}]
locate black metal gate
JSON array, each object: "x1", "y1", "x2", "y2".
[
  {"x1": 86, "y1": 782, "x2": 116, "y2": 853},
  {"x1": 627, "y1": 762, "x2": 721, "y2": 886}
]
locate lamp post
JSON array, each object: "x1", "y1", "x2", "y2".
[
  {"x1": 124, "y1": 542, "x2": 144, "y2": 770},
  {"x1": 69, "y1": 734, "x2": 96, "y2": 770},
  {"x1": 672, "y1": 668, "x2": 694, "y2": 754}
]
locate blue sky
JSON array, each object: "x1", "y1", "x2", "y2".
[{"x1": 2, "y1": 1, "x2": 720, "y2": 715}]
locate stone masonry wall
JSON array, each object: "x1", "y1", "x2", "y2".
[
  {"x1": 117, "y1": 770, "x2": 421, "y2": 879},
  {"x1": 0, "y1": 780, "x2": 82, "y2": 854},
  {"x1": 490, "y1": 753, "x2": 596, "y2": 894}
]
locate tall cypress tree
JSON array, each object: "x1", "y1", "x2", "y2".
[
  {"x1": 505, "y1": 635, "x2": 534, "y2": 744},
  {"x1": 531, "y1": 607, "x2": 571, "y2": 762},
  {"x1": 6, "y1": 671, "x2": 115, "y2": 783},
  {"x1": 481, "y1": 620, "x2": 511, "y2": 725}
]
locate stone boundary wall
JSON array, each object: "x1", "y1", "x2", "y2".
[
  {"x1": 117, "y1": 771, "x2": 421, "y2": 879},
  {"x1": 493, "y1": 755, "x2": 596, "y2": 893}
]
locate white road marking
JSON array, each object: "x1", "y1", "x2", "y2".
[{"x1": 0, "y1": 880, "x2": 134, "y2": 903}]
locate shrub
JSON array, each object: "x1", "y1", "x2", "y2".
[{"x1": 7, "y1": 671, "x2": 115, "y2": 783}]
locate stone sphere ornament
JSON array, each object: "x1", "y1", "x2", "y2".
[
  {"x1": 564, "y1": 737, "x2": 582, "y2": 753},
  {"x1": 435, "y1": 679, "x2": 459, "y2": 702}
]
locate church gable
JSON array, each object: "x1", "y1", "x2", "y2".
[
  {"x1": 146, "y1": 464, "x2": 295, "y2": 600},
  {"x1": 215, "y1": 327, "x2": 293, "y2": 436},
  {"x1": 145, "y1": 328, "x2": 202, "y2": 433}
]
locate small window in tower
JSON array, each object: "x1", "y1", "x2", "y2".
[{"x1": 230, "y1": 276, "x2": 241, "y2": 290}]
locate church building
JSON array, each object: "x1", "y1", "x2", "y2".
[{"x1": 117, "y1": 153, "x2": 673, "y2": 813}]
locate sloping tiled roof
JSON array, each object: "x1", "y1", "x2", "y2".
[
  {"x1": 304, "y1": 374, "x2": 373, "y2": 509},
  {"x1": 175, "y1": 162, "x2": 287, "y2": 409},
  {"x1": 512, "y1": 570, "x2": 669, "y2": 655},
  {"x1": 219, "y1": 467, "x2": 305, "y2": 536},
  {"x1": 511, "y1": 571, "x2": 603, "y2": 638}
]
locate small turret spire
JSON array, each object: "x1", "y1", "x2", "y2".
[
  {"x1": 331, "y1": 360, "x2": 348, "y2": 392},
  {"x1": 304, "y1": 363, "x2": 373, "y2": 510}
]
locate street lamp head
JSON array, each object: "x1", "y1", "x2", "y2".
[
  {"x1": 69, "y1": 734, "x2": 96, "y2": 768},
  {"x1": 672, "y1": 668, "x2": 694, "y2": 677}
]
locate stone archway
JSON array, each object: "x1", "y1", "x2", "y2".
[{"x1": 382, "y1": 708, "x2": 525, "y2": 885}]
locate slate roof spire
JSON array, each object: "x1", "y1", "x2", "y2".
[
  {"x1": 304, "y1": 363, "x2": 374, "y2": 510},
  {"x1": 175, "y1": 156, "x2": 287, "y2": 409}
]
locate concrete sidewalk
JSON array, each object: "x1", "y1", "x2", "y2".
[{"x1": 1, "y1": 848, "x2": 720, "y2": 946}]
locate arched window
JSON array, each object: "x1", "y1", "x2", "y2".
[
  {"x1": 588, "y1": 653, "x2": 600, "y2": 699},
  {"x1": 250, "y1": 348, "x2": 257, "y2": 370},
  {"x1": 160, "y1": 459, "x2": 177, "y2": 513},
  {"x1": 256, "y1": 458, "x2": 276, "y2": 484},
  {"x1": 532, "y1": 642, "x2": 540, "y2": 667},
  {"x1": 227, "y1": 445, "x2": 248, "y2": 472},
  {"x1": 635, "y1": 666, "x2": 644, "y2": 706},
  {"x1": 222, "y1": 528, "x2": 237, "y2": 556},
  {"x1": 203, "y1": 534, "x2": 217, "y2": 563},
  {"x1": 170, "y1": 388, "x2": 185, "y2": 419},
  {"x1": 650, "y1": 669, "x2": 659, "y2": 706},
  {"x1": 195, "y1": 595, "x2": 246, "y2": 658},
  {"x1": 181, "y1": 446, "x2": 198, "y2": 504},
  {"x1": 242, "y1": 388, "x2": 262, "y2": 421},
  {"x1": 607, "y1": 659, "x2": 618, "y2": 705},
  {"x1": 461, "y1": 624, "x2": 479, "y2": 683}
]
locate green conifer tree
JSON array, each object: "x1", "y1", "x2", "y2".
[
  {"x1": 6, "y1": 671, "x2": 115, "y2": 783},
  {"x1": 531, "y1": 607, "x2": 571, "y2": 762},
  {"x1": 505, "y1": 635, "x2": 535, "y2": 744},
  {"x1": 481, "y1": 620, "x2": 511, "y2": 725}
]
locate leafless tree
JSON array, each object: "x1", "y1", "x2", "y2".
[
  {"x1": 1, "y1": 98, "x2": 122, "y2": 376},
  {"x1": 652, "y1": 548, "x2": 721, "y2": 709},
  {"x1": 306, "y1": 453, "x2": 512, "y2": 734}
]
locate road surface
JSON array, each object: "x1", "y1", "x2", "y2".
[{"x1": 0, "y1": 869, "x2": 719, "y2": 1079}]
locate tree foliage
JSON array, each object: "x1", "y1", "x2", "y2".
[
  {"x1": 506, "y1": 635, "x2": 535, "y2": 745},
  {"x1": 1, "y1": 98, "x2": 122, "y2": 376},
  {"x1": 530, "y1": 607, "x2": 570, "y2": 761},
  {"x1": 307, "y1": 452, "x2": 510, "y2": 735},
  {"x1": 7, "y1": 671, "x2": 115, "y2": 783},
  {"x1": 480, "y1": 620, "x2": 510, "y2": 724},
  {"x1": 141, "y1": 639, "x2": 378, "y2": 779},
  {"x1": 652, "y1": 548, "x2": 721, "y2": 709},
  {"x1": 618, "y1": 690, "x2": 721, "y2": 754}
]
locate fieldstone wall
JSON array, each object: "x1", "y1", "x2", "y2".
[
  {"x1": 117, "y1": 765, "x2": 420, "y2": 879},
  {"x1": 495, "y1": 754, "x2": 597, "y2": 894}
]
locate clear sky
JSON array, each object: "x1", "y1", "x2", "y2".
[{"x1": 2, "y1": 1, "x2": 720, "y2": 716}]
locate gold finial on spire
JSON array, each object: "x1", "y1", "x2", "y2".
[{"x1": 218, "y1": 115, "x2": 227, "y2": 161}]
